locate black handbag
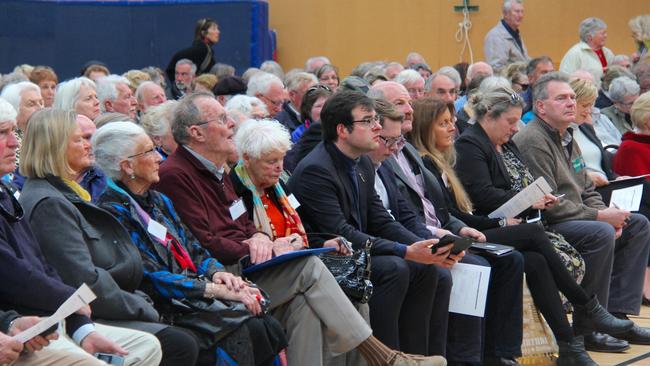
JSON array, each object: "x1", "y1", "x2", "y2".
[
  {"x1": 161, "y1": 287, "x2": 269, "y2": 350},
  {"x1": 317, "y1": 238, "x2": 374, "y2": 304}
]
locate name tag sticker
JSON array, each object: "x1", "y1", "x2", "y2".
[
  {"x1": 147, "y1": 220, "x2": 167, "y2": 242},
  {"x1": 229, "y1": 199, "x2": 246, "y2": 220},
  {"x1": 288, "y1": 194, "x2": 301, "y2": 209}
]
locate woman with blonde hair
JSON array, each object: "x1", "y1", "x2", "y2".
[{"x1": 412, "y1": 96, "x2": 633, "y2": 365}]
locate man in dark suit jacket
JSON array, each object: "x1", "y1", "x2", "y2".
[
  {"x1": 369, "y1": 81, "x2": 524, "y2": 366},
  {"x1": 289, "y1": 90, "x2": 461, "y2": 355}
]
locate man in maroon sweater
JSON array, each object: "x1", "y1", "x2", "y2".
[{"x1": 154, "y1": 92, "x2": 445, "y2": 366}]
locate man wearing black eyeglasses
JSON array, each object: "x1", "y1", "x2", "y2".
[{"x1": 289, "y1": 91, "x2": 456, "y2": 361}]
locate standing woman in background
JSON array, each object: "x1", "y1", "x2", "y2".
[{"x1": 166, "y1": 18, "x2": 221, "y2": 84}]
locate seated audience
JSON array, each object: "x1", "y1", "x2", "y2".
[
  {"x1": 413, "y1": 96, "x2": 631, "y2": 365},
  {"x1": 275, "y1": 72, "x2": 317, "y2": 133},
  {"x1": 54, "y1": 77, "x2": 101, "y2": 121},
  {"x1": 395, "y1": 69, "x2": 426, "y2": 101},
  {"x1": 595, "y1": 65, "x2": 635, "y2": 109},
  {"x1": 602, "y1": 76, "x2": 641, "y2": 134},
  {"x1": 93, "y1": 122, "x2": 287, "y2": 366},
  {"x1": 288, "y1": 90, "x2": 455, "y2": 360},
  {"x1": 96, "y1": 75, "x2": 138, "y2": 120},
  {"x1": 315, "y1": 64, "x2": 340, "y2": 92},
  {"x1": 512, "y1": 72, "x2": 650, "y2": 350},
  {"x1": 135, "y1": 81, "x2": 168, "y2": 114},
  {"x1": 614, "y1": 91, "x2": 650, "y2": 178},
  {"x1": 140, "y1": 100, "x2": 179, "y2": 160},
  {"x1": 19, "y1": 109, "x2": 194, "y2": 365},
  {"x1": 154, "y1": 92, "x2": 444, "y2": 366},
  {"x1": 28, "y1": 66, "x2": 58, "y2": 107},
  {"x1": 0, "y1": 100, "x2": 162, "y2": 365},
  {"x1": 247, "y1": 72, "x2": 285, "y2": 118}
]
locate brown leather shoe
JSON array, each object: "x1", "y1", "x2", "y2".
[{"x1": 390, "y1": 352, "x2": 447, "y2": 366}]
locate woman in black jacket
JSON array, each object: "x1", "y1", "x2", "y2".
[{"x1": 409, "y1": 96, "x2": 631, "y2": 366}]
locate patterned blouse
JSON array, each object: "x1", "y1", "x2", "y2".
[{"x1": 500, "y1": 145, "x2": 534, "y2": 192}]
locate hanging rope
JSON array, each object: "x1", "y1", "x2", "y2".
[{"x1": 455, "y1": 6, "x2": 474, "y2": 64}]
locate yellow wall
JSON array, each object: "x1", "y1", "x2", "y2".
[{"x1": 269, "y1": 0, "x2": 649, "y2": 75}]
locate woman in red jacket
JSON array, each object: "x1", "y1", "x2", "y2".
[{"x1": 613, "y1": 92, "x2": 650, "y2": 177}]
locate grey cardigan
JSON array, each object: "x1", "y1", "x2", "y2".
[
  {"x1": 513, "y1": 117, "x2": 607, "y2": 224},
  {"x1": 20, "y1": 176, "x2": 164, "y2": 333}
]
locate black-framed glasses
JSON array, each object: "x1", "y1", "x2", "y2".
[
  {"x1": 352, "y1": 115, "x2": 380, "y2": 126},
  {"x1": 379, "y1": 135, "x2": 405, "y2": 148},
  {"x1": 127, "y1": 147, "x2": 157, "y2": 159}
]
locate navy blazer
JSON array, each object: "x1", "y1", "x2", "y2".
[
  {"x1": 384, "y1": 142, "x2": 466, "y2": 233},
  {"x1": 275, "y1": 102, "x2": 302, "y2": 133},
  {"x1": 288, "y1": 142, "x2": 422, "y2": 256},
  {"x1": 455, "y1": 123, "x2": 526, "y2": 216},
  {"x1": 376, "y1": 163, "x2": 434, "y2": 239}
]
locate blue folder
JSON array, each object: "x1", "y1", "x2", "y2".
[{"x1": 242, "y1": 247, "x2": 336, "y2": 274}]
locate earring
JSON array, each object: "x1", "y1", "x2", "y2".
[{"x1": 130, "y1": 174, "x2": 136, "y2": 180}]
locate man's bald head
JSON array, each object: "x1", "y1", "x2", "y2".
[{"x1": 368, "y1": 81, "x2": 414, "y2": 133}]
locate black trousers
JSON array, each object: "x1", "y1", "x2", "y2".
[
  {"x1": 155, "y1": 326, "x2": 200, "y2": 366},
  {"x1": 484, "y1": 223, "x2": 591, "y2": 342},
  {"x1": 369, "y1": 255, "x2": 438, "y2": 354}
]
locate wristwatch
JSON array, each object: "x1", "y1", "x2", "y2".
[{"x1": 498, "y1": 217, "x2": 507, "y2": 227}]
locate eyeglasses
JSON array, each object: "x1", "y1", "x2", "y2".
[
  {"x1": 352, "y1": 115, "x2": 380, "y2": 127},
  {"x1": 127, "y1": 147, "x2": 158, "y2": 159},
  {"x1": 195, "y1": 114, "x2": 229, "y2": 126},
  {"x1": 260, "y1": 95, "x2": 284, "y2": 107},
  {"x1": 379, "y1": 135, "x2": 405, "y2": 148}
]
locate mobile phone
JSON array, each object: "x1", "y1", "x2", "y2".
[
  {"x1": 94, "y1": 353, "x2": 125, "y2": 366},
  {"x1": 431, "y1": 235, "x2": 473, "y2": 255}
]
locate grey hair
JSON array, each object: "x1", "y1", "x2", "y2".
[
  {"x1": 260, "y1": 60, "x2": 285, "y2": 80},
  {"x1": 503, "y1": 0, "x2": 524, "y2": 12},
  {"x1": 0, "y1": 81, "x2": 40, "y2": 112},
  {"x1": 92, "y1": 121, "x2": 147, "y2": 180},
  {"x1": 472, "y1": 85, "x2": 524, "y2": 121},
  {"x1": 0, "y1": 72, "x2": 29, "y2": 93},
  {"x1": 437, "y1": 66, "x2": 462, "y2": 89},
  {"x1": 467, "y1": 62, "x2": 494, "y2": 81},
  {"x1": 612, "y1": 54, "x2": 631, "y2": 66},
  {"x1": 171, "y1": 92, "x2": 213, "y2": 145},
  {"x1": 406, "y1": 52, "x2": 425, "y2": 65},
  {"x1": 96, "y1": 75, "x2": 130, "y2": 112},
  {"x1": 284, "y1": 72, "x2": 317, "y2": 92},
  {"x1": 479, "y1": 76, "x2": 512, "y2": 92},
  {"x1": 579, "y1": 17, "x2": 607, "y2": 43},
  {"x1": 602, "y1": 65, "x2": 635, "y2": 91},
  {"x1": 141, "y1": 100, "x2": 179, "y2": 137},
  {"x1": 210, "y1": 63, "x2": 236, "y2": 79},
  {"x1": 305, "y1": 56, "x2": 331, "y2": 73},
  {"x1": 0, "y1": 97, "x2": 17, "y2": 122},
  {"x1": 241, "y1": 67, "x2": 261, "y2": 84},
  {"x1": 141, "y1": 66, "x2": 166, "y2": 88},
  {"x1": 394, "y1": 69, "x2": 424, "y2": 87},
  {"x1": 247, "y1": 72, "x2": 283, "y2": 97},
  {"x1": 225, "y1": 95, "x2": 268, "y2": 118},
  {"x1": 532, "y1": 71, "x2": 570, "y2": 109},
  {"x1": 134, "y1": 81, "x2": 161, "y2": 103},
  {"x1": 424, "y1": 73, "x2": 455, "y2": 93},
  {"x1": 234, "y1": 119, "x2": 291, "y2": 160},
  {"x1": 608, "y1": 76, "x2": 640, "y2": 102},
  {"x1": 176, "y1": 59, "x2": 197, "y2": 75},
  {"x1": 53, "y1": 77, "x2": 96, "y2": 111}
]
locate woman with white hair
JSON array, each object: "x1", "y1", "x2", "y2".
[
  {"x1": 53, "y1": 77, "x2": 101, "y2": 120},
  {"x1": 560, "y1": 17, "x2": 614, "y2": 85},
  {"x1": 140, "y1": 100, "x2": 179, "y2": 160},
  {"x1": 230, "y1": 119, "x2": 444, "y2": 366},
  {"x1": 602, "y1": 76, "x2": 641, "y2": 134},
  {"x1": 224, "y1": 95, "x2": 269, "y2": 127},
  {"x1": 93, "y1": 122, "x2": 288, "y2": 366}
]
